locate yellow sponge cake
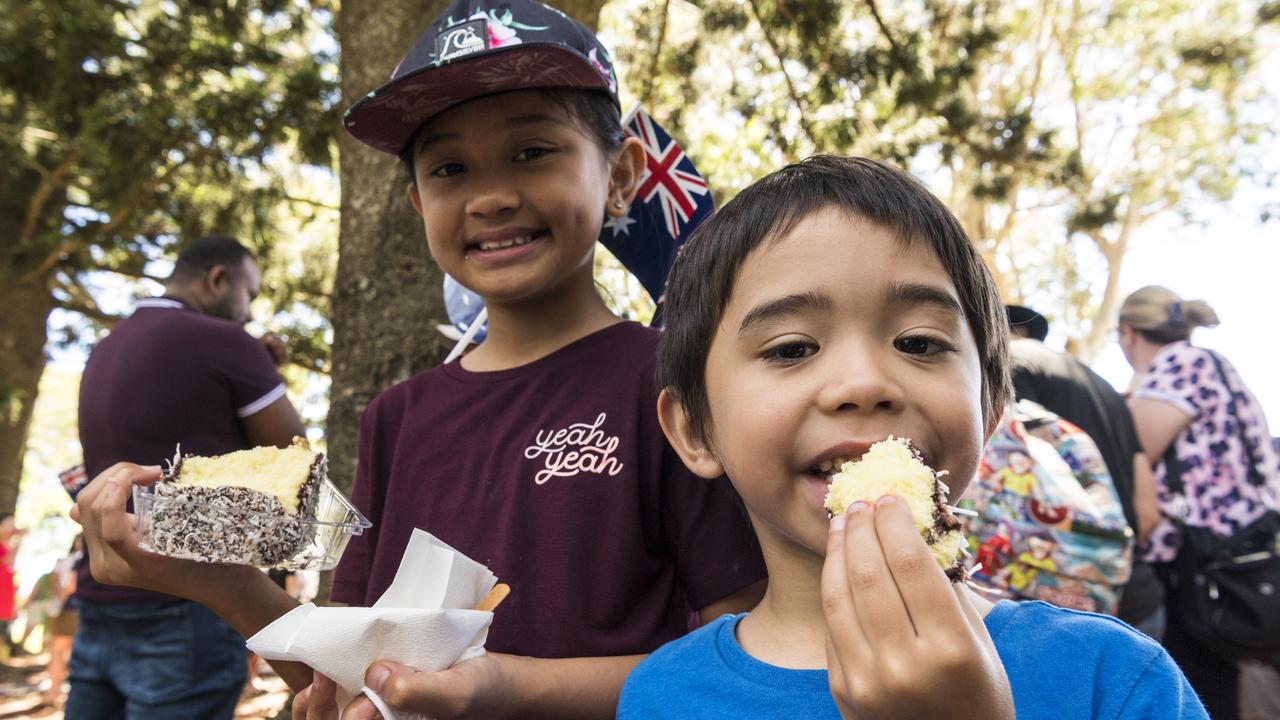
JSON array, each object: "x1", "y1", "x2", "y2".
[
  {"x1": 150, "y1": 438, "x2": 326, "y2": 567},
  {"x1": 824, "y1": 437, "x2": 968, "y2": 581}
]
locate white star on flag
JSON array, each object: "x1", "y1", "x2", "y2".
[{"x1": 604, "y1": 212, "x2": 637, "y2": 236}]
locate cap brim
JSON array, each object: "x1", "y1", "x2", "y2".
[{"x1": 344, "y1": 43, "x2": 614, "y2": 155}]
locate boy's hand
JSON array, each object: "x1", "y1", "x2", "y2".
[
  {"x1": 70, "y1": 462, "x2": 255, "y2": 599},
  {"x1": 821, "y1": 495, "x2": 1014, "y2": 720}
]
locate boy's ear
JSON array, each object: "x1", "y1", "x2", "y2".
[
  {"x1": 657, "y1": 388, "x2": 725, "y2": 479},
  {"x1": 406, "y1": 182, "x2": 425, "y2": 217},
  {"x1": 606, "y1": 136, "x2": 646, "y2": 216}
]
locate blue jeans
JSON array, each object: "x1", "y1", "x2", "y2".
[{"x1": 65, "y1": 599, "x2": 246, "y2": 720}]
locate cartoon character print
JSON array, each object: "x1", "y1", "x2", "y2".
[
  {"x1": 1000, "y1": 532, "x2": 1058, "y2": 592},
  {"x1": 996, "y1": 450, "x2": 1038, "y2": 497},
  {"x1": 974, "y1": 520, "x2": 1014, "y2": 577}
]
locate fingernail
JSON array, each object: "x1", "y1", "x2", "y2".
[
  {"x1": 877, "y1": 494, "x2": 897, "y2": 506},
  {"x1": 848, "y1": 501, "x2": 868, "y2": 514},
  {"x1": 367, "y1": 664, "x2": 391, "y2": 691},
  {"x1": 830, "y1": 513, "x2": 847, "y2": 532}
]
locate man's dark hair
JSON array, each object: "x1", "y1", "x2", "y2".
[
  {"x1": 169, "y1": 235, "x2": 253, "y2": 282},
  {"x1": 657, "y1": 155, "x2": 1012, "y2": 442},
  {"x1": 398, "y1": 89, "x2": 626, "y2": 183}
]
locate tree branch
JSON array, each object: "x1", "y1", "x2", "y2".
[
  {"x1": 20, "y1": 150, "x2": 79, "y2": 247},
  {"x1": 861, "y1": 0, "x2": 901, "y2": 54},
  {"x1": 285, "y1": 194, "x2": 340, "y2": 212},
  {"x1": 53, "y1": 299, "x2": 122, "y2": 327},
  {"x1": 747, "y1": 0, "x2": 820, "y2": 151},
  {"x1": 639, "y1": 0, "x2": 671, "y2": 108}
]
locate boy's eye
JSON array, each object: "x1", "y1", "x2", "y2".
[
  {"x1": 514, "y1": 147, "x2": 553, "y2": 162},
  {"x1": 429, "y1": 162, "x2": 465, "y2": 178},
  {"x1": 895, "y1": 335, "x2": 953, "y2": 356},
  {"x1": 761, "y1": 340, "x2": 818, "y2": 364}
]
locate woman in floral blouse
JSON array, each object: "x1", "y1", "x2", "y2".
[{"x1": 1118, "y1": 285, "x2": 1280, "y2": 720}]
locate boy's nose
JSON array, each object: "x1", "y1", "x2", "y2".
[{"x1": 817, "y1": 353, "x2": 905, "y2": 415}]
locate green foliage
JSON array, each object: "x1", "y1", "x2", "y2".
[
  {"x1": 1, "y1": 0, "x2": 339, "y2": 348},
  {"x1": 603, "y1": 0, "x2": 1276, "y2": 353}
]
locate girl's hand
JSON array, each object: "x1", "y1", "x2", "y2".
[
  {"x1": 821, "y1": 495, "x2": 1014, "y2": 720},
  {"x1": 70, "y1": 463, "x2": 256, "y2": 599},
  {"x1": 333, "y1": 655, "x2": 516, "y2": 720}
]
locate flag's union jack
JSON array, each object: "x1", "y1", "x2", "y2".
[
  {"x1": 599, "y1": 107, "x2": 715, "y2": 315},
  {"x1": 628, "y1": 110, "x2": 711, "y2": 239}
]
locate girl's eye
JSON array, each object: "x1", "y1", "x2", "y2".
[
  {"x1": 514, "y1": 147, "x2": 553, "y2": 162},
  {"x1": 762, "y1": 341, "x2": 818, "y2": 364},
  {"x1": 895, "y1": 335, "x2": 953, "y2": 357},
  {"x1": 429, "y1": 162, "x2": 464, "y2": 178}
]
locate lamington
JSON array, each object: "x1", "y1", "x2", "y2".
[
  {"x1": 823, "y1": 436, "x2": 969, "y2": 581},
  {"x1": 149, "y1": 438, "x2": 326, "y2": 567}
]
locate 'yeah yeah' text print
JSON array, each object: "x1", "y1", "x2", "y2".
[{"x1": 523, "y1": 413, "x2": 625, "y2": 485}]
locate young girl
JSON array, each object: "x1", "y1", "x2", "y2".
[{"x1": 72, "y1": 1, "x2": 765, "y2": 718}]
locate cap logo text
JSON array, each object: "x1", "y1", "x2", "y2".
[{"x1": 437, "y1": 19, "x2": 488, "y2": 61}]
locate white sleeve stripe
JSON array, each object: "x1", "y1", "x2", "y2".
[{"x1": 237, "y1": 383, "x2": 287, "y2": 418}]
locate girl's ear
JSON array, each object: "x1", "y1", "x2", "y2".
[
  {"x1": 657, "y1": 388, "x2": 725, "y2": 479},
  {"x1": 606, "y1": 136, "x2": 647, "y2": 216},
  {"x1": 406, "y1": 182, "x2": 425, "y2": 217}
]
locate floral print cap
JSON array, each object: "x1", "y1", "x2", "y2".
[{"x1": 344, "y1": 0, "x2": 620, "y2": 155}]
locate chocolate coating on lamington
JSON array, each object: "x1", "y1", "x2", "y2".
[{"x1": 149, "y1": 454, "x2": 326, "y2": 568}]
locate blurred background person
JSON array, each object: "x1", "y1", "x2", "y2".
[
  {"x1": 71, "y1": 235, "x2": 304, "y2": 719},
  {"x1": 0, "y1": 514, "x2": 23, "y2": 659},
  {"x1": 1118, "y1": 285, "x2": 1280, "y2": 720},
  {"x1": 1006, "y1": 305, "x2": 1164, "y2": 637},
  {"x1": 40, "y1": 535, "x2": 82, "y2": 708}
]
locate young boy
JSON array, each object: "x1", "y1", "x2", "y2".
[{"x1": 619, "y1": 155, "x2": 1207, "y2": 718}]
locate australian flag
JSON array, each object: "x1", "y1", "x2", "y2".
[
  {"x1": 441, "y1": 107, "x2": 714, "y2": 343},
  {"x1": 600, "y1": 107, "x2": 715, "y2": 317}
]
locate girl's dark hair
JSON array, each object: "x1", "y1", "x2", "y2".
[
  {"x1": 657, "y1": 155, "x2": 1012, "y2": 442},
  {"x1": 398, "y1": 89, "x2": 625, "y2": 183}
]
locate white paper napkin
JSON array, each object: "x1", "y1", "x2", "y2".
[{"x1": 247, "y1": 529, "x2": 498, "y2": 719}]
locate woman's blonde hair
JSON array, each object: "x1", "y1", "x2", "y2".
[{"x1": 1119, "y1": 285, "x2": 1219, "y2": 343}]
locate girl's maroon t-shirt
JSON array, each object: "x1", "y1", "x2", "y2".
[{"x1": 332, "y1": 322, "x2": 766, "y2": 658}]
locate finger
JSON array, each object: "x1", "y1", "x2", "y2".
[
  {"x1": 821, "y1": 510, "x2": 868, "y2": 666},
  {"x1": 872, "y1": 495, "x2": 963, "y2": 637},
  {"x1": 292, "y1": 686, "x2": 311, "y2": 717},
  {"x1": 376, "y1": 663, "x2": 465, "y2": 717},
  {"x1": 339, "y1": 695, "x2": 380, "y2": 720},
  {"x1": 953, "y1": 584, "x2": 997, "y2": 651},
  {"x1": 842, "y1": 498, "x2": 913, "y2": 645},
  {"x1": 307, "y1": 673, "x2": 339, "y2": 720}
]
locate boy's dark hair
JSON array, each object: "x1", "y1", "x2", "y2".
[
  {"x1": 657, "y1": 155, "x2": 1012, "y2": 442},
  {"x1": 398, "y1": 89, "x2": 626, "y2": 183},
  {"x1": 169, "y1": 235, "x2": 253, "y2": 283}
]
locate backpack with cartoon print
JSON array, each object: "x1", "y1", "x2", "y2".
[{"x1": 957, "y1": 399, "x2": 1134, "y2": 615}]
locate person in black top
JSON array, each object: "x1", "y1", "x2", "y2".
[{"x1": 1006, "y1": 305, "x2": 1164, "y2": 635}]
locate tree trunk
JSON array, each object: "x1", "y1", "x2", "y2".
[
  {"x1": 0, "y1": 267, "x2": 53, "y2": 517},
  {"x1": 1075, "y1": 194, "x2": 1140, "y2": 363},
  {"x1": 324, "y1": 0, "x2": 606, "y2": 602}
]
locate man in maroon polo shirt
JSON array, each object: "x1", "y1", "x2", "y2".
[{"x1": 71, "y1": 235, "x2": 305, "y2": 719}]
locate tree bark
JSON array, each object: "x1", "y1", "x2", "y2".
[{"x1": 0, "y1": 267, "x2": 53, "y2": 517}]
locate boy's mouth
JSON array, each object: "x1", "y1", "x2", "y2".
[{"x1": 808, "y1": 455, "x2": 860, "y2": 482}]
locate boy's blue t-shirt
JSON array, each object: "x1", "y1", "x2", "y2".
[{"x1": 618, "y1": 600, "x2": 1207, "y2": 719}]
